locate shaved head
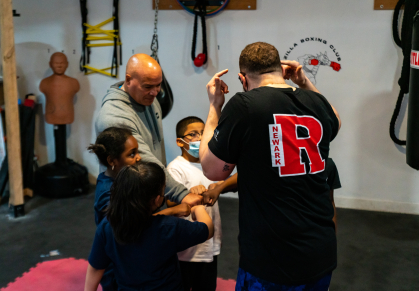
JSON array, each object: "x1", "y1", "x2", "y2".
[
  {"x1": 123, "y1": 54, "x2": 163, "y2": 106},
  {"x1": 126, "y1": 54, "x2": 161, "y2": 78}
]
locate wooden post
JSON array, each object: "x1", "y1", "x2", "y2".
[{"x1": 1, "y1": 0, "x2": 24, "y2": 215}]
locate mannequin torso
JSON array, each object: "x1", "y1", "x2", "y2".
[{"x1": 39, "y1": 53, "x2": 80, "y2": 125}]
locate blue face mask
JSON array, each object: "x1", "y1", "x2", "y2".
[{"x1": 181, "y1": 139, "x2": 200, "y2": 158}]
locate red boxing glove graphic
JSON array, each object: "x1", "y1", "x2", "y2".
[
  {"x1": 310, "y1": 59, "x2": 319, "y2": 66},
  {"x1": 330, "y1": 61, "x2": 341, "y2": 72}
]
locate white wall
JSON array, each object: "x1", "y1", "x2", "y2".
[{"x1": 8, "y1": 0, "x2": 419, "y2": 213}]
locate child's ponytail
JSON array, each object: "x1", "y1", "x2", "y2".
[{"x1": 88, "y1": 127, "x2": 132, "y2": 166}]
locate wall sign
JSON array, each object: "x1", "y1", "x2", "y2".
[
  {"x1": 283, "y1": 37, "x2": 342, "y2": 85},
  {"x1": 410, "y1": 50, "x2": 419, "y2": 69}
]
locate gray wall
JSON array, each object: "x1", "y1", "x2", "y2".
[{"x1": 8, "y1": 0, "x2": 418, "y2": 212}]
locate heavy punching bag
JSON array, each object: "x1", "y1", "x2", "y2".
[
  {"x1": 391, "y1": 0, "x2": 419, "y2": 170},
  {"x1": 156, "y1": 60, "x2": 173, "y2": 119},
  {"x1": 407, "y1": 12, "x2": 419, "y2": 170}
]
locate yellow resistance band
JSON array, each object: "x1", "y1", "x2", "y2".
[{"x1": 82, "y1": 17, "x2": 122, "y2": 77}]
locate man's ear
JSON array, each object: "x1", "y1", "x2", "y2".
[
  {"x1": 125, "y1": 74, "x2": 132, "y2": 86},
  {"x1": 238, "y1": 73, "x2": 245, "y2": 84}
]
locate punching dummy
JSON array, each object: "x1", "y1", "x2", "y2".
[
  {"x1": 40, "y1": 52, "x2": 80, "y2": 125},
  {"x1": 35, "y1": 52, "x2": 89, "y2": 198},
  {"x1": 40, "y1": 53, "x2": 80, "y2": 165}
]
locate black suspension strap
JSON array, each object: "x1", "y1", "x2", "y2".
[
  {"x1": 390, "y1": 91, "x2": 407, "y2": 145},
  {"x1": 392, "y1": 0, "x2": 404, "y2": 48},
  {"x1": 79, "y1": 0, "x2": 122, "y2": 78},
  {"x1": 390, "y1": 0, "x2": 408, "y2": 145},
  {"x1": 111, "y1": 0, "x2": 121, "y2": 77},
  {"x1": 79, "y1": 0, "x2": 89, "y2": 72},
  {"x1": 191, "y1": 0, "x2": 208, "y2": 67}
]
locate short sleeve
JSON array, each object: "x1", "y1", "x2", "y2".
[
  {"x1": 326, "y1": 159, "x2": 341, "y2": 190},
  {"x1": 208, "y1": 94, "x2": 249, "y2": 164},
  {"x1": 175, "y1": 219, "x2": 209, "y2": 253},
  {"x1": 88, "y1": 223, "x2": 111, "y2": 270},
  {"x1": 167, "y1": 166, "x2": 186, "y2": 186}
]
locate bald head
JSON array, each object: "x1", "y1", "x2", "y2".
[
  {"x1": 124, "y1": 54, "x2": 163, "y2": 106},
  {"x1": 126, "y1": 54, "x2": 161, "y2": 79},
  {"x1": 50, "y1": 52, "x2": 68, "y2": 75}
]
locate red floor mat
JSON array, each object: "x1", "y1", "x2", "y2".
[
  {"x1": 1, "y1": 258, "x2": 235, "y2": 291},
  {"x1": 0, "y1": 258, "x2": 100, "y2": 291}
]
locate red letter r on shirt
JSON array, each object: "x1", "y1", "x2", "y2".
[{"x1": 270, "y1": 114, "x2": 325, "y2": 177}]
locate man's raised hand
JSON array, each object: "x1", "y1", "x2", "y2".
[
  {"x1": 206, "y1": 69, "x2": 229, "y2": 109},
  {"x1": 281, "y1": 60, "x2": 307, "y2": 87}
]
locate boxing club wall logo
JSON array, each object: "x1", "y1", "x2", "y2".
[
  {"x1": 283, "y1": 37, "x2": 342, "y2": 85},
  {"x1": 269, "y1": 114, "x2": 325, "y2": 177}
]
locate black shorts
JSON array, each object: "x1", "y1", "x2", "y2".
[{"x1": 179, "y1": 256, "x2": 218, "y2": 291}]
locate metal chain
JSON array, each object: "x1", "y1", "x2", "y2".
[{"x1": 150, "y1": 0, "x2": 159, "y2": 59}]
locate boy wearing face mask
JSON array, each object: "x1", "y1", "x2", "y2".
[{"x1": 167, "y1": 116, "x2": 222, "y2": 291}]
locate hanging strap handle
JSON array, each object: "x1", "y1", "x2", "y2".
[
  {"x1": 389, "y1": 0, "x2": 407, "y2": 145},
  {"x1": 191, "y1": 0, "x2": 208, "y2": 66},
  {"x1": 111, "y1": 0, "x2": 121, "y2": 77},
  {"x1": 392, "y1": 0, "x2": 405, "y2": 48},
  {"x1": 79, "y1": 0, "x2": 89, "y2": 72}
]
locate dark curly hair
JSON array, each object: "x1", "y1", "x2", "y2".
[
  {"x1": 239, "y1": 42, "x2": 281, "y2": 75},
  {"x1": 107, "y1": 162, "x2": 166, "y2": 244},
  {"x1": 87, "y1": 127, "x2": 132, "y2": 167}
]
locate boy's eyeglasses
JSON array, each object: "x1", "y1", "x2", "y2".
[{"x1": 182, "y1": 132, "x2": 203, "y2": 140}]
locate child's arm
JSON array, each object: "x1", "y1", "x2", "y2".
[
  {"x1": 84, "y1": 264, "x2": 105, "y2": 291},
  {"x1": 203, "y1": 173, "x2": 238, "y2": 206},
  {"x1": 330, "y1": 189, "x2": 337, "y2": 232},
  {"x1": 191, "y1": 205, "x2": 214, "y2": 240},
  {"x1": 154, "y1": 203, "x2": 191, "y2": 217}
]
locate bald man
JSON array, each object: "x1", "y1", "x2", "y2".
[{"x1": 95, "y1": 54, "x2": 202, "y2": 206}]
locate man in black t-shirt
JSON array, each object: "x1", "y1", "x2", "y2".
[{"x1": 200, "y1": 42, "x2": 341, "y2": 290}]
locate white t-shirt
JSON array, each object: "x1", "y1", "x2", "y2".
[{"x1": 167, "y1": 156, "x2": 222, "y2": 262}]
